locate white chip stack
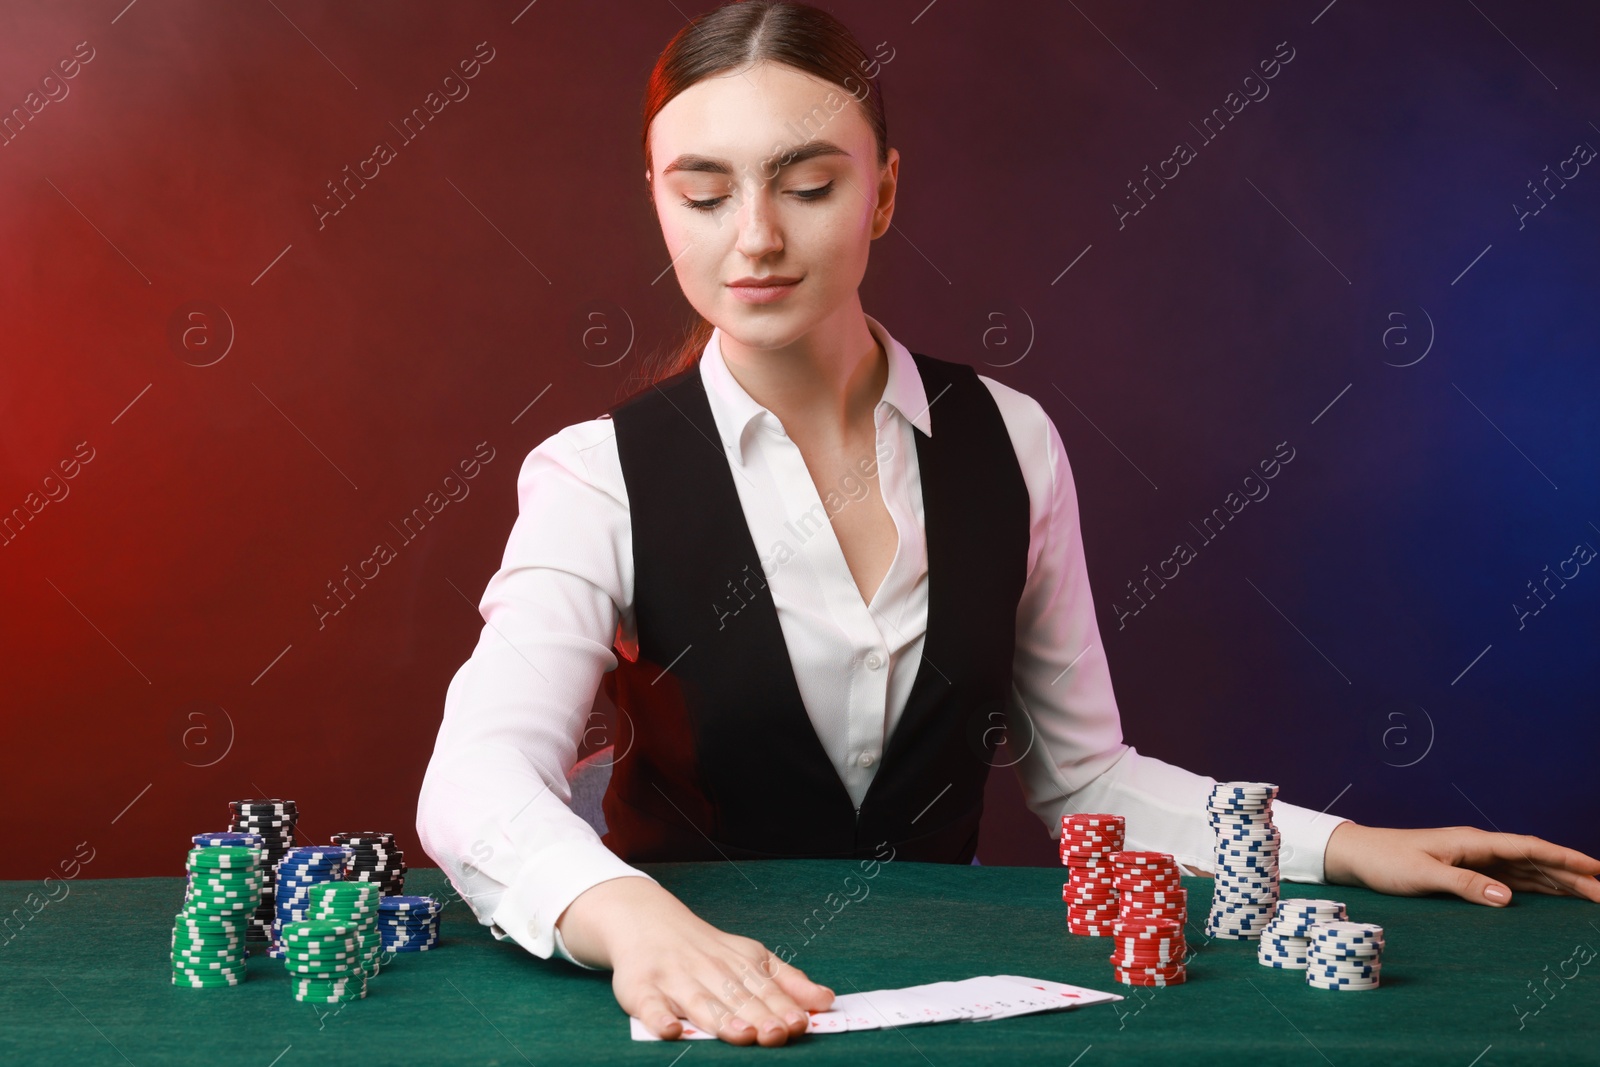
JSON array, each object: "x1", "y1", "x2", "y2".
[
  {"x1": 1305, "y1": 921, "x2": 1385, "y2": 990},
  {"x1": 1204, "y1": 781, "x2": 1280, "y2": 940},
  {"x1": 1258, "y1": 899, "x2": 1347, "y2": 969}
]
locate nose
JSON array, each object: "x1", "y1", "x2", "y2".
[{"x1": 732, "y1": 187, "x2": 784, "y2": 260}]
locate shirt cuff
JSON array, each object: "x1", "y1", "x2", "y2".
[
  {"x1": 489, "y1": 839, "x2": 658, "y2": 969},
  {"x1": 1272, "y1": 798, "x2": 1351, "y2": 885}
]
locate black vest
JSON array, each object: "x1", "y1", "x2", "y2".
[{"x1": 598, "y1": 350, "x2": 1031, "y2": 863}]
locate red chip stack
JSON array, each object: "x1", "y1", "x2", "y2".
[
  {"x1": 1110, "y1": 850, "x2": 1189, "y2": 985},
  {"x1": 1111, "y1": 918, "x2": 1187, "y2": 986},
  {"x1": 1060, "y1": 814, "x2": 1125, "y2": 936}
]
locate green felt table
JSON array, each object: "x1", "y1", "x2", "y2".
[{"x1": 2, "y1": 861, "x2": 1596, "y2": 1066}]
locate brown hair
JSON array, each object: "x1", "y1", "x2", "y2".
[{"x1": 622, "y1": 0, "x2": 890, "y2": 399}]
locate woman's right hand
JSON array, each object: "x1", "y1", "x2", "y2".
[{"x1": 555, "y1": 875, "x2": 836, "y2": 1046}]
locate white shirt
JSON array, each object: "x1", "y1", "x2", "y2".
[{"x1": 416, "y1": 314, "x2": 1350, "y2": 969}]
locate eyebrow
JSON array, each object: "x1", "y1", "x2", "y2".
[{"x1": 661, "y1": 139, "x2": 852, "y2": 177}]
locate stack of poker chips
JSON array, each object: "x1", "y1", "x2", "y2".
[
  {"x1": 1109, "y1": 917, "x2": 1187, "y2": 987},
  {"x1": 189, "y1": 831, "x2": 263, "y2": 908},
  {"x1": 1258, "y1": 899, "x2": 1348, "y2": 970},
  {"x1": 1304, "y1": 920, "x2": 1384, "y2": 990},
  {"x1": 271, "y1": 845, "x2": 350, "y2": 958},
  {"x1": 171, "y1": 845, "x2": 262, "y2": 988},
  {"x1": 331, "y1": 831, "x2": 406, "y2": 896},
  {"x1": 280, "y1": 919, "x2": 367, "y2": 1004},
  {"x1": 310, "y1": 881, "x2": 383, "y2": 979},
  {"x1": 1060, "y1": 813, "x2": 1125, "y2": 935},
  {"x1": 378, "y1": 895, "x2": 442, "y2": 951},
  {"x1": 1204, "y1": 781, "x2": 1281, "y2": 940},
  {"x1": 229, "y1": 799, "x2": 298, "y2": 941},
  {"x1": 1113, "y1": 851, "x2": 1188, "y2": 930}
]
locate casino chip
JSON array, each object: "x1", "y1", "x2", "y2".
[
  {"x1": 1060, "y1": 814, "x2": 1125, "y2": 936},
  {"x1": 229, "y1": 799, "x2": 298, "y2": 942},
  {"x1": 271, "y1": 846, "x2": 350, "y2": 958},
  {"x1": 310, "y1": 881, "x2": 384, "y2": 978},
  {"x1": 1109, "y1": 917, "x2": 1188, "y2": 987},
  {"x1": 331, "y1": 831, "x2": 407, "y2": 897},
  {"x1": 1258, "y1": 898, "x2": 1347, "y2": 970},
  {"x1": 1204, "y1": 782, "x2": 1280, "y2": 940},
  {"x1": 280, "y1": 919, "x2": 368, "y2": 1003},
  {"x1": 1112, "y1": 849, "x2": 1187, "y2": 972},
  {"x1": 1110, "y1": 850, "x2": 1188, "y2": 986},
  {"x1": 1303, "y1": 921, "x2": 1384, "y2": 990},
  {"x1": 378, "y1": 895, "x2": 442, "y2": 952},
  {"x1": 171, "y1": 845, "x2": 262, "y2": 988}
]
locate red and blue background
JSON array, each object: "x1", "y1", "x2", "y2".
[{"x1": 1, "y1": 0, "x2": 1595, "y2": 880}]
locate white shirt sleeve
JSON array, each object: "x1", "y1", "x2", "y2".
[
  {"x1": 982, "y1": 379, "x2": 1350, "y2": 883},
  {"x1": 416, "y1": 419, "x2": 657, "y2": 969}
]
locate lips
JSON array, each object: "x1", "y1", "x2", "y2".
[
  {"x1": 727, "y1": 276, "x2": 801, "y2": 288},
  {"x1": 726, "y1": 275, "x2": 802, "y2": 305}
]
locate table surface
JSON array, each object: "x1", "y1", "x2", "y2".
[{"x1": 2, "y1": 860, "x2": 1597, "y2": 1066}]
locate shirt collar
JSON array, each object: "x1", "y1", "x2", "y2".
[{"x1": 699, "y1": 313, "x2": 933, "y2": 467}]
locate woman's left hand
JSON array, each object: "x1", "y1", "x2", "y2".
[{"x1": 1321, "y1": 822, "x2": 1600, "y2": 906}]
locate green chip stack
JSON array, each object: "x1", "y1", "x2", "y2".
[
  {"x1": 280, "y1": 919, "x2": 367, "y2": 1003},
  {"x1": 309, "y1": 882, "x2": 383, "y2": 980},
  {"x1": 171, "y1": 845, "x2": 262, "y2": 988}
]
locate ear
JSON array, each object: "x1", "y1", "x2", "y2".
[{"x1": 871, "y1": 147, "x2": 900, "y2": 240}]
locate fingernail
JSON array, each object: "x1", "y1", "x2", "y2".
[
  {"x1": 785, "y1": 1010, "x2": 806, "y2": 1027},
  {"x1": 728, "y1": 1017, "x2": 752, "y2": 1033},
  {"x1": 761, "y1": 1019, "x2": 782, "y2": 1035},
  {"x1": 1485, "y1": 884, "x2": 1509, "y2": 902}
]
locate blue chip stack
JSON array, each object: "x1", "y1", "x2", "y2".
[
  {"x1": 1305, "y1": 920, "x2": 1385, "y2": 990},
  {"x1": 271, "y1": 845, "x2": 350, "y2": 958},
  {"x1": 1204, "y1": 781, "x2": 1281, "y2": 940},
  {"x1": 378, "y1": 895, "x2": 441, "y2": 952},
  {"x1": 1258, "y1": 898, "x2": 1347, "y2": 969}
]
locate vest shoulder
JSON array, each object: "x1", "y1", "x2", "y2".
[
  {"x1": 905, "y1": 350, "x2": 980, "y2": 380},
  {"x1": 606, "y1": 364, "x2": 703, "y2": 421}
]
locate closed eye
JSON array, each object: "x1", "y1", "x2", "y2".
[{"x1": 681, "y1": 181, "x2": 835, "y2": 212}]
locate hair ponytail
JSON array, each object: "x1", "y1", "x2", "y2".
[{"x1": 617, "y1": 313, "x2": 716, "y2": 403}]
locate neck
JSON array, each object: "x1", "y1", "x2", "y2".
[{"x1": 717, "y1": 301, "x2": 888, "y2": 442}]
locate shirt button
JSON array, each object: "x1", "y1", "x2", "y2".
[
  {"x1": 865, "y1": 652, "x2": 884, "y2": 670},
  {"x1": 858, "y1": 751, "x2": 876, "y2": 767}
]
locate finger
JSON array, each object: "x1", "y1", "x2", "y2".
[
  {"x1": 1487, "y1": 849, "x2": 1599, "y2": 898},
  {"x1": 731, "y1": 974, "x2": 811, "y2": 1040},
  {"x1": 766, "y1": 955, "x2": 836, "y2": 1011},
  {"x1": 631, "y1": 993, "x2": 685, "y2": 1040},
  {"x1": 673, "y1": 981, "x2": 754, "y2": 1045},
  {"x1": 1501, "y1": 864, "x2": 1600, "y2": 902},
  {"x1": 707, "y1": 964, "x2": 796, "y2": 1047},
  {"x1": 1505, "y1": 835, "x2": 1600, "y2": 878},
  {"x1": 745, "y1": 953, "x2": 825, "y2": 1023},
  {"x1": 1467, "y1": 832, "x2": 1600, "y2": 883},
  {"x1": 1502, "y1": 872, "x2": 1577, "y2": 897},
  {"x1": 1414, "y1": 853, "x2": 1513, "y2": 907}
]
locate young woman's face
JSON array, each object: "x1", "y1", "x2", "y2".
[{"x1": 647, "y1": 61, "x2": 897, "y2": 350}]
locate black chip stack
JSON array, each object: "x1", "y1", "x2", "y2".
[
  {"x1": 229, "y1": 799, "x2": 299, "y2": 941},
  {"x1": 330, "y1": 831, "x2": 406, "y2": 896}
]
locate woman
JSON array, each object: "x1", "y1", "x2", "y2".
[{"x1": 417, "y1": 0, "x2": 1600, "y2": 1047}]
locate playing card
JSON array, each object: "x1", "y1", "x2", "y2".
[
  {"x1": 629, "y1": 974, "x2": 1123, "y2": 1040},
  {"x1": 988, "y1": 974, "x2": 1124, "y2": 1016}
]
